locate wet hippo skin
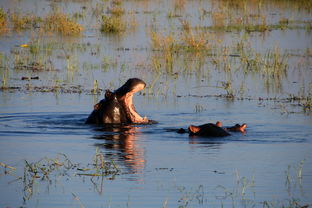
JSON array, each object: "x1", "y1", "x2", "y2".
[
  {"x1": 188, "y1": 122, "x2": 247, "y2": 137},
  {"x1": 86, "y1": 78, "x2": 149, "y2": 124}
]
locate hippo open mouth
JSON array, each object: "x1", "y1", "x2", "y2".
[
  {"x1": 86, "y1": 78, "x2": 149, "y2": 124},
  {"x1": 115, "y1": 78, "x2": 148, "y2": 123}
]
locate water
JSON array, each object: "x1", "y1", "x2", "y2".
[
  {"x1": 1, "y1": 0, "x2": 312, "y2": 207},
  {"x1": 0, "y1": 93, "x2": 312, "y2": 207}
]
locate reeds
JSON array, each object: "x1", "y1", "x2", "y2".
[
  {"x1": 150, "y1": 29, "x2": 214, "y2": 53},
  {"x1": 11, "y1": 13, "x2": 41, "y2": 31},
  {"x1": 0, "y1": 9, "x2": 83, "y2": 35},
  {"x1": 109, "y1": 6, "x2": 125, "y2": 17},
  {"x1": 101, "y1": 15, "x2": 126, "y2": 33},
  {"x1": 0, "y1": 8, "x2": 8, "y2": 34},
  {"x1": 44, "y1": 12, "x2": 83, "y2": 35},
  {"x1": 100, "y1": 0, "x2": 137, "y2": 34},
  {"x1": 0, "y1": 149, "x2": 120, "y2": 202}
]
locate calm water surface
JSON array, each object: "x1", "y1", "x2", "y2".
[
  {"x1": 0, "y1": 93, "x2": 311, "y2": 208},
  {"x1": 0, "y1": 0, "x2": 312, "y2": 207}
]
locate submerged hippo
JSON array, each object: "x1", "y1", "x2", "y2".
[
  {"x1": 178, "y1": 121, "x2": 247, "y2": 137},
  {"x1": 86, "y1": 78, "x2": 150, "y2": 124}
]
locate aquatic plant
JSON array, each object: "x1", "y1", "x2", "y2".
[
  {"x1": 0, "y1": 53, "x2": 10, "y2": 89},
  {"x1": 44, "y1": 12, "x2": 83, "y2": 35},
  {"x1": 221, "y1": 81, "x2": 235, "y2": 99},
  {"x1": 174, "y1": 0, "x2": 186, "y2": 11},
  {"x1": 11, "y1": 13, "x2": 41, "y2": 31},
  {"x1": 180, "y1": 19, "x2": 191, "y2": 32},
  {"x1": 112, "y1": 0, "x2": 122, "y2": 6},
  {"x1": 2, "y1": 10, "x2": 83, "y2": 35},
  {"x1": 11, "y1": 39, "x2": 55, "y2": 71},
  {"x1": 194, "y1": 104, "x2": 205, "y2": 113},
  {"x1": 205, "y1": 0, "x2": 312, "y2": 33},
  {"x1": 0, "y1": 150, "x2": 119, "y2": 202},
  {"x1": 101, "y1": 15, "x2": 126, "y2": 33},
  {"x1": 181, "y1": 30, "x2": 213, "y2": 52},
  {"x1": 0, "y1": 8, "x2": 8, "y2": 34},
  {"x1": 109, "y1": 6, "x2": 125, "y2": 17}
]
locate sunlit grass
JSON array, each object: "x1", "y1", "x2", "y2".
[
  {"x1": 0, "y1": 9, "x2": 83, "y2": 35},
  {"x1": 181, "y1": 30, "x2": 214, "y2": 51},
  {"x1": 0, "y1": 8, "x2": 8, "y2": 34},
  {"x1": 205, "y1": 0, "x2": 312, "y2": 33},
  {"x1": 109, "y1": 6, "x2": 125, "y2": 16},
  {"x1": 101, "y1": 15, "x2": 126, "y2": 33},
  {"x1": 44, "y1": 12, "x2": 83, "y2": 35},
  {"x1": 0, "y1": 149, "x2": 119, "y2": 202},
  {"x1": 11, "y1": 13, "x2": 42, "y2": 31}
]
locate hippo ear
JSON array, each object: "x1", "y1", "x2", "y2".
[
  {"x1": 94, "y1": 103, "x2": 101, "y2": 110},
  {"x1": 105, "y1": 90, "x2": 114, "y2": 99}
]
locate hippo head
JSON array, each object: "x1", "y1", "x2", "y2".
[{"x1": 114, "y1": 78, "x2": 148, "y2": 123}]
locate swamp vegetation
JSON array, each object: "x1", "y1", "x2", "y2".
[
  {"x1": 0, "y1": 0, "x2": 312, "y2": 207},
  {"x1": 0, "y1": 0, "x2": 311, "y2": 114}
]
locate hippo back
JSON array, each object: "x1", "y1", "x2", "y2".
[{"x1": 191, "y1": 123, "x2": 230, "y2": 137}]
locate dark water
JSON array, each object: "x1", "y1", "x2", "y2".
[{"x1": 0, "y1": 93, "x2": 312, "y2": 208}]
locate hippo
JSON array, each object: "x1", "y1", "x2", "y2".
[
  {"x1": 178, "y1": 121, "x2": 247, "y2": 137},
  {"x1": 86, "y1": 78, "x2": 150, "y2": 124}
]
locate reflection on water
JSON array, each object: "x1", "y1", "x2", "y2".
[
  {"x1": 0, "y1": 0, "x2": 312, "y2": 206},
  {"x1": 0, "y1": 93, "x2": 312, "y2": 208},
  {"x1": 92, "y1": 125, "x2": 146, "y2": 177}
]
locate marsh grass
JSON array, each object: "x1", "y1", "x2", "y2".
[
  {"x1": 0, "y1": 149, "x2": 119, "y2": 202},
  {"x1": 12, "y1": 39, "x2": 54, "y2": 71},
  {"x1": 0, "y1": 8, "x2": 9, "y2": 34},
  {"x1": 233, "y1": 39, "x2": 289, "y2": 78},
  {"x1": 44, "y1": 12, "x2": 83, "y2": 35},
  {"x1": 0, "y1": 53, "x2": 10, "y2": 89},
  {"x1": 181, "y1": 30, "x2": 214, "y2": 52},
  {"x1": 0, "y1": 9, "x2": 83, "y2": 35},
  {"x1": 109, "y1": 6, "x2": 125, "y2": 17},
  {"x1": 206, "y1": 0, "x2": 312, "y2": 33},
  {"x1": 11, "y1": 13, "x2": 42, "y2": 31},
  {"x1": 150, "y1": 29, "x2": 215, "y2": 54},
  {"x1": 101, "y1": 15, "x2": 126, "y2": 33},
  {"x1": 180, "y1": 19, "x2": 191, "y2": 32},
  {"x1": 100, "y1": 0, "x2": 138, "y2": 34}
]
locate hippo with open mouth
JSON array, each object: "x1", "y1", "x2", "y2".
[{"x1": 86, "y1": 78, "x2": 150, "y2": 124}]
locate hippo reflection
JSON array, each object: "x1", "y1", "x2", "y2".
[
  {"x1": 86, "y1": 78, "x2": 150, "y2": 124},
  {"x1": 93, "y1": 125, "x2": 146, "y2": 175}
]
